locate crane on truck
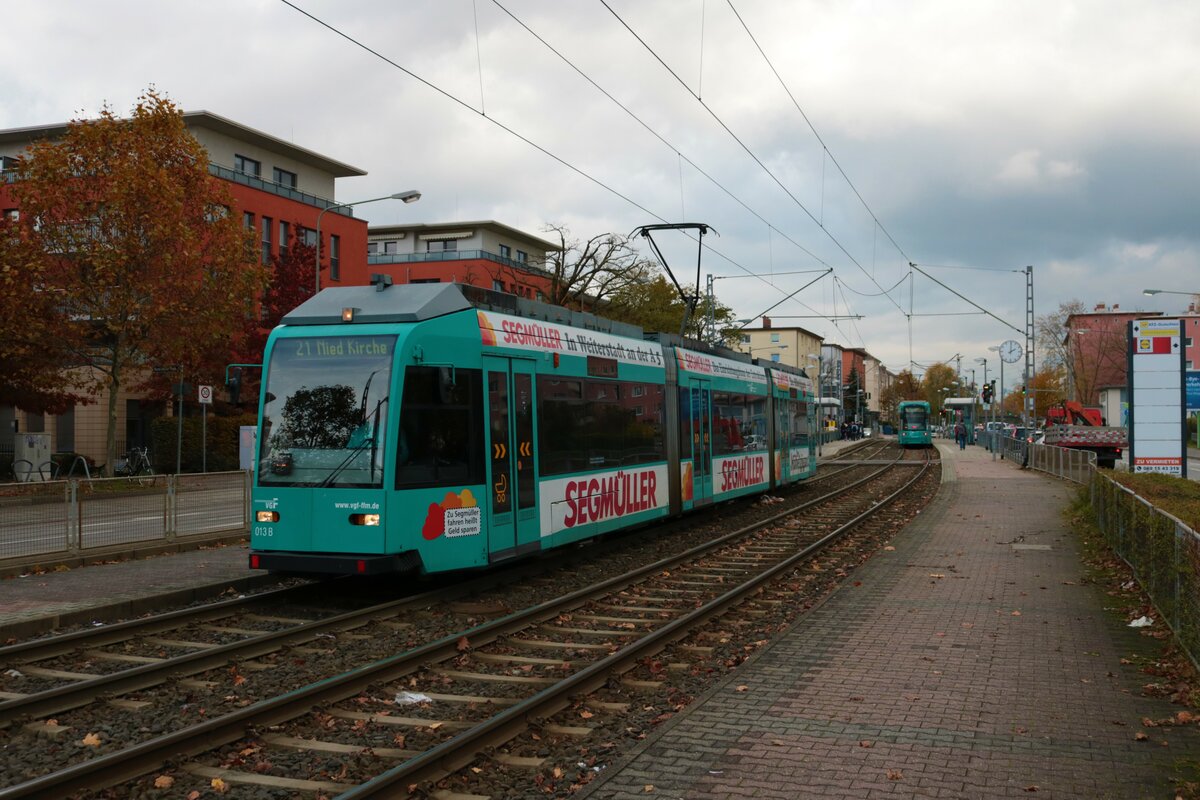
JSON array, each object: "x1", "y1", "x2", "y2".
[{"x1": 1041, "y1": 400, "x2": 1127, "y2": 468}]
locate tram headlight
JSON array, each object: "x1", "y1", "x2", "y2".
[
  {"x1": 256, "y1": 510, "x2": 280, "y2": 522},
  {"x1": 350, "y1": 513, "x2": 381, "y2": 526}
]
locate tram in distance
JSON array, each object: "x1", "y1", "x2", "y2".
[
  {"x1": 897, "y1": 400, "x2": 933, "y2": 447},
  {"x1": 249, "y1": 281, "x2": 818, "y2": 576}
]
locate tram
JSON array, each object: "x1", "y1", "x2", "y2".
[
  {"x1": 896, "y1": 400, "x2": 933, "y2": 447},
  {"x1": 249, "y1": 282, "x2": 817, "y2": 575}
]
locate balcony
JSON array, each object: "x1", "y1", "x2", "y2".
[
  {"x1": 368, "y1": 249, "x2": 551, "y2": 278},
  {"x1": 6, "y1": 163, "x2": 353, "y2": 215},
  {"x1": 207, "y1": 163, "x2": 351, "y2": 213}
]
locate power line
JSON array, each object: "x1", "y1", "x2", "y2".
[
  {"x1": 487, "y1": 1, "x2": 833, "y2": 278},
  {"x1": 600, "y1": 1, "x2": 909, "y2": 318},
  {"x1": 724, "y1": 0, "x2": 914, "y2": 267},
  {"x1": 282, "y1": 0, "x2": 848, "y2": 328}
]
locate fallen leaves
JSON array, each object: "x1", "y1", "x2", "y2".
[
  {"x1": 153, "y1": 775, "x2": 174, "y2": 789},
  {"x1": 80, "y1": 732, "x2": 101, "y2": 746},
  {"x1": 886, "y1": 768, "x2": 904, "y2": 780}
]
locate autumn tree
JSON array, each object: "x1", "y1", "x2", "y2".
[
  {"x1": 604, "y1": 273, "x2": 738, "y2": 343},
  {"x1": 878, "y1": 369, "x2": 922, "y2": 424},
  {"x1": 0, "y1": 231, "x2": 80, "y2": 413},
  {"x1": 1, "y1": 90, "x2": 266, "y2": 474},
  {"x1": 532, "y1": 224, "x2": 657, "y2": 310},
  {"x1": 921, "y1": 363, "x2": 959, "y2": 413},
  {"x1": 238, "y1": 226, "x2": 317, "y2": 370}
]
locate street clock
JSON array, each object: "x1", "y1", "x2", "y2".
[{"x1": 999, "y1": 340, "x2": 1023, "y2": 363}]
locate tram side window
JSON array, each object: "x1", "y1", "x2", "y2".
[
  {"x1": 711, "y1": 391, "x2": 769, "y2": 455},
  {"x1": 537, "y1": 377, "x2": 665, "y2": 476},
  {"x1": 396, "y1": 367, "x2": 484, "y2": 488}
]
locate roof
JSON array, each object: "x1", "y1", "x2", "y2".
[
  {"x1": 281, "y1": 283, "x2": 472, "y2": 326},
  {"x1": 368, "y1": 221, "x2": 562, "y2": 252},
  {"x1": 0, "y1": 110, "x2": 367, "y2": 178},
  {"x1": 740, "y1": 324, "x2": 823, "y2": 340},
  {"x1": 280, "y1": 281, "x2": 645, "y2": 339}
]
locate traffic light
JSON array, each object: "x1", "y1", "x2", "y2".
[{"x1": 981, "y1": 383, "x2": 992, "y2": 404}]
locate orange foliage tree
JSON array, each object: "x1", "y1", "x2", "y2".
[{"x1": 0, "y1": 90, "x2": 267, "y2": 473}]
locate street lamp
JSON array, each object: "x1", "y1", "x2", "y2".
[
  {"x1": 315, "y1": 190, "x2": 421, "y2": 294},
  {"x1": 1142, "y1": 289, "x2": 1198, "y2": 296}
]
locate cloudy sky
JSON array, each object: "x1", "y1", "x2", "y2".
[{"x1": 5, "y1": 1, "x2": 1199, "y2": 381}]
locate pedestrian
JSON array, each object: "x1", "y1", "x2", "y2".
[{"x1": 954, "y1": 420, "x2": 966, "y2": 450}]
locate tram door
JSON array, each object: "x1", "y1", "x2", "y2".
[
  {"x1": 690, "y1": 381, "x2": 713, "y2": 505},
  {"x1": 484, "y1": 358, "x2": 538, "y2": 561}
]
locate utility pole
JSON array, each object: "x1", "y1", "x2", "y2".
[{"x1": 1024, "y1": 265, "x2": 1035, "y2": 429}]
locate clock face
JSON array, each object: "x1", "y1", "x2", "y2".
[{"x1": 1000, "y1": 340, "x2": 1022, "y2": 363}]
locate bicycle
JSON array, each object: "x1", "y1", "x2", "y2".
[{"x1": 117, "y1": 446, "x2": 155, "y2": 486}]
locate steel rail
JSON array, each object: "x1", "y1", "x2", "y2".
[
  {"x1": 0, "y1": 453, "x2": 914, "y2": 799},
  {"x1": 343, "y1": 457, "x2": 932, "y2": 796},
  {"x1": 0, "y1": 580, "x2": 326, "y2": 662}
]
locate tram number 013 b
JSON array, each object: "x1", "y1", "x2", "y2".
[{"x1": 253, "y1": 526, "x2": 275, "y2": 537}]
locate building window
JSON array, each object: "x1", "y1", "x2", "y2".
[
  {"x1": 261, "y1": 216, "x2": 272, "y2": 264},
  {"x1": 741, "y1": 334, "x2": 751, "y2": 344},
  {"x1": 272, "y1": 167, "x2": 297, "y2": 188},
  {"x1": 384, "y1": 241, "x2": 399, "y2": 255},
  {"x1": 303, "y1": 227, "x2": 317, "y2": 247},
  {"x1": 516, "y1": 250, "x2": 527, "y2": 263},
  {"x1": 771, "y1": 353, "x2": 781, "y2": 362},
  {"x1": 427, "y1": 239, "x2": 458, "y2": 252},
  {"x1": 770, "y1": 333, "x2": 780, "y2": 343},
  {"x1": 330, "y1": 235, "x2": 340, "y2": 281},
  {"x1": 367, "y1": 242, "x2": 379, "y2": 255},
  {"x1": 499, "y1": 244, "x2": 511, "y2": 259},
  {"x1": 234, "y1": 154, "x2": 261, "y2": 177},
  {"x1": 493, "y1": 280, "x2": 505, "y2": 292},
  {"x1": 279, "y1": 221, "x2": 290, "y2": 257},
  {"x1": 243, "y1": 211, "x2": 254, "y2": 229}
]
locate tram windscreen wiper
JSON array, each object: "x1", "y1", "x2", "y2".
[{"x1": 317, "y1": 396, "x2": 388, "y2": 488}]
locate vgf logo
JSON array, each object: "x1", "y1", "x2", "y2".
[{"x1": 257, "y1": 497, "x2": 279, "y2": 510}]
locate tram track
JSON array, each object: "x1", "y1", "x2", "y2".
[{"x1": 0, "y1": 443, "x2": 938, "y2": 799}]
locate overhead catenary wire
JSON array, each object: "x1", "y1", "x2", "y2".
[
  {"x1": 281, "y1": 0, "x2": 838, "y2": 324},
  {"x1": 600, "y1": 0, "x2": 910, "y2": 318},
  {"x1": 283, "y1": 0, "x2": 854, "y2": 328}
]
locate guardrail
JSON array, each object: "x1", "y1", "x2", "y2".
[
  {"x1": 1090, "y1": 473, "x2": 1200, "y2": 671},
  {"x1": 0, "y1": 471, "x2": 250, "y2": 564}
]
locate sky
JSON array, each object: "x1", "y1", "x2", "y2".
[{"x1": 4, "y1": 0, "x2": 1199, "y2": 382}]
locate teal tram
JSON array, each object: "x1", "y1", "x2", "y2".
[
  {"x1": 249, "y1": 282, "x2": 817, "y2": 575},
  {"x1": 896, "y1": 400, "x2": 933, "y2": 447}
]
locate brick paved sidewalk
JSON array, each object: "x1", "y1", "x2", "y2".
[{"x1": 584, "y1": 443, "x2": 1200, "y2": 799}]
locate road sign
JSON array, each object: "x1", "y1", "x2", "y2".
[{"x1": 198, "y1": 384, "x2": 213, "y2": 405}]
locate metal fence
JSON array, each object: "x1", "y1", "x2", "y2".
[
  {"x1": 1090, "y1": 473, "x2": 1200, "y2": 670},
  {"x1": 0, "y1": 471, "x2": 250, "y2": 563},
  {"x1": 978, "y1": 432, "x2": 1097, "y2": 485}
]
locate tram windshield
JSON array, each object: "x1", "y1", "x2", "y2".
[
  {"x1": 258, "y1": 335, "x2": 397, "y2": 487},
  {"x1": 901, "y1": 405, "x2": 929, "y2": 430}
]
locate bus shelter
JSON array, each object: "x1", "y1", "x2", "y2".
[{"x1": 944, "y1": 397, "x2": 979, "y2": 445}]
